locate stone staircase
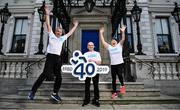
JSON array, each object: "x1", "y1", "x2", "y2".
[
  {"x1": 18, "y1": 81, "x2": 160, "y2": 97},
  {"x1": 0, "y1": 77, "x2": 180, "y2": 105}
]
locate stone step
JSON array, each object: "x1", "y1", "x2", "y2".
[
  {"x1": 3, "y1": 78, "x2": 142, "y2": 89},
  {"x1": 0, "y1": 94, "x2": 179, "y2": 105},
  {"x1": 46, "y1": 72, "x2": 112, "y2": 82},
  {"x1": 18, "y1": 88, "x2": 160, "y2": 97},
  {"x1": 28, "y1": 81, "x2": 145, "y2": 90}
]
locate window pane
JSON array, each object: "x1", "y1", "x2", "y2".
[
  {"x1": 21, "y1": 19, "x2": 28, "y2": 34},
  {"x1": 161, "y1": 19, "x2": 169, "y2": 34},
  {"x1": 126, "y1": 17, "x2": 131, "y2": 33},
  {"x1": 117, "y1": 24, "x2": 121, "y2": 33},
  {"x1": 155, "y1": 19, "x2": 162, "y2": 34},
  {"x1": 156, "y1": 17, "x2": 173, "y2": 53},
  {"x1": 157, "y1": 35, "x2": 170, "y2": 53},
  {"x1": 15, "y1": 19, "x2": 22, "y2": 34},
  {"x1": 128, "y1": 34, "x2": 134, "y2": 53},
  {"x1": 11, "y1": 35, "x2": 26, "y2": 53},
  {"x1": 11, "y1": 18, "x2": 28, "y2": 53},
  {"x1": 127, "y1": 17, "x2": 134, "y2": 53}
]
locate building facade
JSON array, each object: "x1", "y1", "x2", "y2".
[{"x1": 0, "y1": 0, "x2": 180, "y2": 95}]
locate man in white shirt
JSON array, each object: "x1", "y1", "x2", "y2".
[
  {"x1": 28, "y1": 5, "x2": 78, "y2": 102},
  {"x1": 99, "y1": 24, "x2": 126, "y2": 99},
  {"x1": 82, "y1": 42, "x2": 101, "y2": 107}
]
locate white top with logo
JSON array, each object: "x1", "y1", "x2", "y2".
[
  {"x1": 46, "y1": 31, "x2": 67, "y2": 56},
  {"x1": 84, "y1": 51, "x2": 101, "y2": 63},
  {"x1": 107, "y1": 43, "x2": 124, "y2": 65}
]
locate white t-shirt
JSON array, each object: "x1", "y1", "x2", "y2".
[
  {"x1": 46, "y1": 31, "x2": 67, "y2": 56},
  {"x1": 107, "y1": 43, "x2": 124, "y2": 65},
  {"x1": 84, "y1": 51, "x2": 101, "y2": 63}
]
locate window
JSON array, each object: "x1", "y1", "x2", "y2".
[
  {"x1": 115, "y1": 16, "x2": 134, "y2": 53},
  {"x1": 50, "y1": 16, "x2": 63, "y2": 33},
  {"x1": 155, "y1": 17, "x2": 174, "y2": 53},
  {"x1": 10, "y1": 18, "x2": 28, "y2": 53},
  {"x1": 126, "y1": 17, "x2": 134, "y2": 53}
]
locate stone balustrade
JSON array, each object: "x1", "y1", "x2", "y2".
[
  {"x1": 0, "y1": 57, "x2": 45, "y2": 79},
  {"x1": 0, "y1": 57, "x2": 179, "y2": 81},
  {"x1": 134, "y1": 58, "x2": 180, "y2": 80}
]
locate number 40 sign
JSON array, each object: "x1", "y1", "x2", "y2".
[{"x1": 61, "y1": 50, "x2": 110, "y2": 81}]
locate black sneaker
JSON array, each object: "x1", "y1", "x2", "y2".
[
  {"x1": 51, "y1": 93, "x2": 61, "y2": 102},
  {"x1": 82, "y1": 100, "x2": 90, "y2": 106},
  {"x1": 92, "y1": 99, "x2": 100, "y2": 107},
  {"x1": 28, "y1": 91, "x2": 35, "y2": 100}
]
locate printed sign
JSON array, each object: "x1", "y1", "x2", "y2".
[{"x1": 61, "y1": 50, "x2": 109, "y2": 80}]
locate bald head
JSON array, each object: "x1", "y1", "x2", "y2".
[
  {"x1": 88, "y1": 42, "x2": 94, "y2": 46},
  {"x1": 87, "y1": 42, "x2": 95, "y2": 51}
]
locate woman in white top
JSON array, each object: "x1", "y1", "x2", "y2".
[
  {"x1": 99, "y1": 24, "x2": 126, "y2": 99},
  {"x1": 28, "y1": 5, "x2": 78, "y2": 102}
]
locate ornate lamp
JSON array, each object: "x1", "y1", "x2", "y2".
[
  {"x1": 131, "y1": 0, "x2": 145, "y2": 55},
  {"x1": 171, "y1": 2, "x2": 180, "y2": 35},
  {"x1": 38, "y1": 0, "x2": 46, "y2": 22},
  {"x1": 131, "y1": 0, "x2": 142, "y2": 22},
  {"x1": 0, "y1": 3, "x2": 11, "y2": 55},
  {"x1": 35, "y1": 0, "x2": 46, "y2": 54}
]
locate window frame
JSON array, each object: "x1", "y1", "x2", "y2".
[
  {"x1": 116, "y1": 16, "x2": 135, "y2": 53},
  {"x1": 126, "y1": 16, "x2": 134, "y2": 53},
  {"x1": 5, "y1": 14, "x2": 31, "y2": 56},
  {"x1": 152, "y1": 13, "x2": 179, "y2": 56},
  {"x1": 155, "y1": 17, "x2": 174, "y2": 53},
  {"x1": 9, "y1": 17, "x2": 28, "y2": 53}
]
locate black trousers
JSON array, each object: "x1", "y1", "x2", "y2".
[
  {"x1": 31, "y1": 53, "x2": 62, "y2": 94},
  {"x1": 111, "y1": 64, "x2": 124, "y2": 93},
  {"x1": 84, "y1": 74, "x2": 99, "y2": 101}
]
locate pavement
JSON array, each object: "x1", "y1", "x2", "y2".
[{"x1": 0, "y1": 102, "x2": 180, "y2": 110}]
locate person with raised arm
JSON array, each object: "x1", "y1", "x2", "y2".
[
  {"x1": 99, "y1": 24, "x2": 126, "y2": 99},
  {"x1": 28, "y1": 5, "x2": 78, "y2": 102}
]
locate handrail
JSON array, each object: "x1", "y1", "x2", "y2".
[
  {"x1": 24, "y1": 47, "x2": 71, "y2": 74},
  {"x1": 129, "y1": 56, "x2": 156, "y2": 79},
  {"x1": 24, "y1": 56, "x2": 46, "y2": 71}
]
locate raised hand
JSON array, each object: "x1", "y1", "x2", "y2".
[
  {"x1": 73, "y1": 19, "x2": 79, "y2": 27},
  {"x1": 65, "y1": 18, "x2": 79, "y2": 38},
  {"x1": 44, "y1": 6, "x2": 50, "y2": 15},
  {"x1": 120, "y1": 25, "x2": 126, "y2": 32},
  {"x1": 99, "y1": 26, "x2": 104, "y2": 34}
]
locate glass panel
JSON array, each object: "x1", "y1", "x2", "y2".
[
  {"x1": 15, "y1": 19, "x2": 22, "y2": 34},
  {"x1": 128, "y1": 34, "x2": 134, "y2": 53},
  {"x1": 161, "y1": 19, "x2": 169, "y2": 34},
  {"x1": 11, "y1": 35, "x2": 26, "y2": 53},
  {"x1": 155, "y1": 19, "x2": 163, "y2": 34},
  {"x1": 114, "y1": 30, "x2": 119, "y2": 41},
  {"x1": 11, "y1": 18, "x2": 28, "y2": 53},
  {"x1": 178, "y1": 11, "x2": 180, "y2": 22},
  {"x1": 157, "y1": 35, "x2": 170, "y2": 53},
  {"x1": 117, "y1": 24, "x2": 121, "y2": 33},
  {"x1": 126, "y1": 17, "x2": 131, "y2": 33},
  {"x1": 156, "y1": 17, "x2": 174, "y2": 53},
  {"x1": 21, "y1": 19, "x2": 28, "y2": 34}
]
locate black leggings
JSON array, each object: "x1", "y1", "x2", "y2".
[
  {"x1": 31, "y1": 53, "x2": 62, "y2": 94},
  {"x1": 111, "y1": 64, "x2": 124, "y2": 93}
]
